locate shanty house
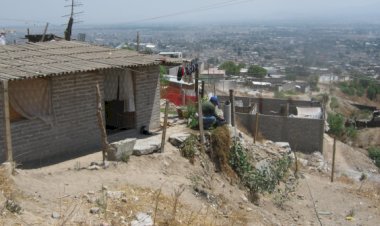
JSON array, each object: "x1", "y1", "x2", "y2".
[{"x1": 0, "y1": 41, "x2": 162, "y2": 164}]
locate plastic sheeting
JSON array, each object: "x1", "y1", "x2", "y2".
[
  {"x1": 9, "y1": 78, "x2": 53, "y2": 125},
  {"x1": 103, "y1": 69, "x2": 135, "y2": 112}
]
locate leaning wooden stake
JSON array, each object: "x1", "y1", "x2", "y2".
[
  {"x1": 331, "y1": 137, "x2": 337, "y2": 182},
  {"x1": 96, "y1": 84, "x2": 109, "y2": 163},
  {"x1": 197, "y1": 95, "x2": 205, "y2": 151},
  {"x1": 2, "y1": 81, "x2": 13, "y2": 163},
  {"x1": 160, "y1": 100, "x2": 169, "y2": 153}
]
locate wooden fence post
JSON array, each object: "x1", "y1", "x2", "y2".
[
  {"x1": 331, "y1": 137, "x2": 337, "y2": 182},
  {"x1": 254, "y1": 112, "x2": 259, "y2": 144},
  {"x1": 197, "y1": 95, "x2": 205, "y2": 151},
  {"x1": 2, "y1": 81, "x2": 13, "y2": 162},
  {"x1": 96, "y1": 84, "x2": 109, "y2": 163},
  {"x1": 160, "y1": 100, "x2": 169, "y2": 153},
  {"x1": 229, "y1": 89, "x2": 235, "y2": 127}
]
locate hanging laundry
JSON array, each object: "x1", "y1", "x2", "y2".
[{"x1": 177, "y1": 66, "x2": 182, "y2": 81}]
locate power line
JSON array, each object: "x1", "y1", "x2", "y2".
[{"x1": 124, "y1": 0, "x2": 257, "y2": 24}]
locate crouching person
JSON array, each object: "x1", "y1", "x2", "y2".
[{"x1": 202, "y1": 96, "x2": 225, "y2": 129}]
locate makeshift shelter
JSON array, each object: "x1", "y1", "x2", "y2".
[{"x1": 0, "y1": 41, "x2": 164, "y2": 164}]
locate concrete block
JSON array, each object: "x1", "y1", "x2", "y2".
[
  {"x1": 108, "y1": 138, "x2": 137, "y2": 161},
  {"x1": 169, "y1": 133, "x2": 191, "y2": 147},
  {"x1": 133, "y1": 139, "x2": 161, "y2": 156}
]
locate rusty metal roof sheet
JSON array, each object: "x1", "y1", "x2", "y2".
[{"x1": 0, "y1": 41, "x2": 163, "y2": 81}]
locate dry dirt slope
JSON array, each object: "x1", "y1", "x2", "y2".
[{"x1": 0, "y1": 124, "x2": 379, "y2": 225}]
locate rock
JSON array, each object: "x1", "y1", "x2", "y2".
[
  {"x1": 240, "y1": 194, "x2": 249, "y2": 203},
  {"x1": 108, "y1": 139, "x2": 137, "y2": 161},
  {"x1": 298, "y1": 158, "x2": 308, "y2": 167},
  {"x1": 90, "y1": 207, "x2": 100, "y2": 214},
  {"x1": 168, "y1": 133, "x2": 191, "y2": 147},
  {"x1": 275, "y1": 142, "x2": 290, "y2": 149},
  {"x1": 88, "y1": 165, "x2": 100, "y2": 170},
  {"x1": 133, "y1": 139, "x2": 161, "y2": 156},
  {"x1": 131, "y1": 212, "x2": 153, "y2": 226},
  {"x1": 100, "y1": 222, "x2": 110, "y2": 226},
  {"x1": 51, "y1": 211, "x2": 61, "y2": 219},
  {"x1": 106, "y1": 191, "x2": 125, "y2": 199},
  {"x1": 87, "y1": 191, "x2": 96, "y2": 195},
  {"x1": 255, "y1": 159, "x2": 270, "y2": 172},
  {"x1": 246, "y1": 207, "x2": 253, "y2": 212},
  {"x1": 1, "y1": 162, "x2": 14, "y2": 176}
]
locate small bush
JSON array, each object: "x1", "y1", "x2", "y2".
[
  {"x1": 345, "y1": 126, "x2": 358, "y2": 139},
  {"x1": 330, "y1": 97, "x2": 339, "y2": 109},
  {"x1": 229, "y1": 141, "x2": 292, "y2": 202},
  {"x1": 368, "y1": 147, "x2": 380, "y2": 168}
]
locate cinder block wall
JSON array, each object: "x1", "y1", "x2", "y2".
[
  {"x1": 134, "y1": 65, "x2": 160, "y2": 130},
  {"x1": 0, "y1": 73, "x2": 103, "y2": 164},
  {"x1": 219, "y1": 96, "x2": 322, "y2": 115},
  {"x1": 236, "y1": 113, "x2": 325, "y2": 153}
]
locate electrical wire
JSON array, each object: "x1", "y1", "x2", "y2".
[{"x1": 124, "y1": 0, "x2": 257, "y2": 24}]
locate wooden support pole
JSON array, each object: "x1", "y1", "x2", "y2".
[
  {"x1": 160, "y1": 100, "x2": 169, "y2": 153},
  {"x1": 2, "y1": 81, "x2": 13, "y2": 162},
  {"x1": 96, "y1": 84, "x2": 109, "y2": 163},
  {"x1": 331, "y1": 137, "x2": 336, "y2": 182},
  {"x1": 197, "y1": 95, "x2": 205, "y2": 151},
  {"x1": 195, "y1": 64, "x2": 199, "y2": 101},
  {"x1": 201, "y1": 81, "x2": 205, "y2": 99},
  {"x1": 41, "y1": 22, "x2": 49, "y2": 42},
  {"x1": 254, "y1": 112, "x2": 259, "y2": 144},
  {"x1": 229, "y1": 89, "x2": 235, "y2": 127}
]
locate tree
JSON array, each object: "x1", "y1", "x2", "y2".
[
  {"x1": 219, "y1": 61, "x2": 240, "y2": 75},
  {"x1": 308, "y1": 75, "x2": 320, "y2": 91},
  {"x1": 248, "y1": 65, "x2": 267, "y2": 78}
]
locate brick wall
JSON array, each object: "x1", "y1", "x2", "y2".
[
  {"x1": 134, "y1": 65, "x2": 160, "y2": 130},
  {"x1": 0, "y1": 73, "x2": 103, "y2": 164},
  {"x1": 0, "y1": 83, "x2": 4, "y2": 162},
  {"x1": 236, "y1": 113, "x2": 325, "y2": 153},
  {"x1": 0, "y1": 66, "x2": 161, "y2": 164}
]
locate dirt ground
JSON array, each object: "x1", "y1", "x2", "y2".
[{"x1": 1, "y1": 119, "x2": 379, "y2": 226}]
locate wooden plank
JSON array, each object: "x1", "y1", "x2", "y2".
[{"x1": 2, "y1": 81, "x2": 13, "y2": 162}]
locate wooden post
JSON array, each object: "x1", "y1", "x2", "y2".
[
  {"x1": 160, "y1": 100, "x2": 169, "y2": 153},
  {"x1": 201, "y1": 81, "x2": 205, "y2": 99},
  {"x1": 331, "y1": 137, "x2": 336, "y2": 182},
  {"x1": 2, "y1": 81, "x2": 13, "y2": 162},
  {"x1": 96, "y1": 84, "x2": 109, "y2": 163},
  {"x1": 285, "y1": 103, "x2": 289, "y2": 116},
  {"x1": 40, "y1": 22, "x2": 49, "y2": 42},
  {"x1": 229, "y1": 89, "x2": 235, "y2": 126},
  {"x1": 197, "y1": 95, "x2": 205, "y2": 151},
  {"x1": 195, "y1": 65, "x2": 199, "y2": 101},
  {"x1": 254, "y1": 112, "x2": 259, "y2": 144}
]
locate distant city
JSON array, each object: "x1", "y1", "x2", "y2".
[{"x1": 4, "y1": 23, "x2": 380, "y2": 80}]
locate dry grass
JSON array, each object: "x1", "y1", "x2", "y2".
[
  {"x1": 336, "y1": 174, "x2": 355, "y2": 185},
  {"x1": 210, "y1": 126, "x2": 237, "y2": 180},
  {"x1": 83, "y1": 184, "x2": 249, "y2": 226}
]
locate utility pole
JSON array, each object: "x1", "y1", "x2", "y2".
[{"x1": 136, "y1": 31, "x2": 140, "y2": 52}]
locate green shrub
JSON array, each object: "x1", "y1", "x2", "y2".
[
  {"x1": 330, "y1": 97, "x2": 339, "y2": 109},
  {"x1": 368, "y1": 147, "x2": 380, "y2": 168},
  {"x1": 345, "y1": 126, "x2": 357, "y2": 139},
  {"x1": 229, "y1": 141, "x2": 292, "y2": 196}
]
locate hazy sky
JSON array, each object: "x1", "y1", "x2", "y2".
[{"x1": 1, "y1": 0, "x2": 380, "y2": 27}]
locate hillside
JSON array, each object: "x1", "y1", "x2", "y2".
[{"x1": 1, "y1": 117, "x2": 379, "y2": 225}]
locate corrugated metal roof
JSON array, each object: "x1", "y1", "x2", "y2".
[{"x1": 0, "y1": 41, "x2": 164, "y2": 81}]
